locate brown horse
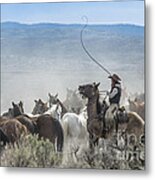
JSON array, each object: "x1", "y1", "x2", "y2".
[
  {"x1": 36, "y1": 114, "x2": 64, "y2": 152},
  {"x1": 78, "y1": 82, "x2": 103, "y2": 149},
  {"x1": 2, "y1": 101, "x2": 38, "y2": 134},
  {"x1": 78, "y1": 82, "x2": 145, "y2": 149},
  {"x1": 0, "y1": 117, "x2": 28, "y2": 143}
]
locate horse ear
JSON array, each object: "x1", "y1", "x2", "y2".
[
  {"x1": 19, "y1": 101, "x2": 23, "y2": 106},
  {"x1": 12, "y1": 102, "x2": 15, "y2": 107},
  {"x1": 48, "y1": 93, "x2": 52, "y2": 97},
  {"x1": 38, "y1": 99, "x2": 42, "y2": 103},
  {"x1": 34, "y1": 100, "x2": 38, "y2": 103},
  {"x1": 95, "y1": 82, "x2": 100, "y2": 88},
  {"x1": 55, "y1": 93, "x2": 58, "y2": 98}
]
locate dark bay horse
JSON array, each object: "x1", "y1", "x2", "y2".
[
  {"x1": 36, "y1": 114, "x2": 64, "y2": 152},
  {"x1": 78, "y1": 82, "x2": 145, "y2": 150}
]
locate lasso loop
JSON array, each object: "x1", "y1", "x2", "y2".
[
  {"x1": 81, "y1": 15, "x2": 88, "y2": 23},
  {"x1": 80, "y1": 16, "x2": 111, "y2": 76}
]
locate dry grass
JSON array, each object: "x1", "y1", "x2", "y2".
[
  {"x1": 0, "y1": 135, "x2": 62, "y2": 168},
  {"x1": 0, "y1": 134, "x2": 145, "y2": 169}
]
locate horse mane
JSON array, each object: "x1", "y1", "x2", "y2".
[
  {"x1": 96, "y1": 91, "x2": 102, "y2": 115},
  {"x1": 57, "y1": 98, "x2": 68, "y2": 115}
]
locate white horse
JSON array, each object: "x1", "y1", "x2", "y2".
[
  {"x1": 43, "y1": 102, "x2": 88, "y2": 142},
  {"x1": 47, "y1": 93, "x2": 88, "y2": 141},
  {"x1": 47, "y1": 99, "x2": 89, "y2": 163},
  {"x1": 60, "y1": 108, "x2": 89, "y2": 165},
  {"x1": 61, "y1": 110, "x2": 88, "y2": 141}
]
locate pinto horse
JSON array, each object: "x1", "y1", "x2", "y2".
[
  {"x1": 48, "y1": 93, "x2": 67, "y2": 118},
  {"x1": 78, "y1": 82, "x2": 145, "y2": 150}
]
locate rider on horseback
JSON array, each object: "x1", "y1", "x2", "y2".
[{"x1": 104, "y1": 73, "x2": 122, "y2": 132}]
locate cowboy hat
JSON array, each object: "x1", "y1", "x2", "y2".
[{"x1": 108, "y1": 73, "x2": 121, "y2": 82}]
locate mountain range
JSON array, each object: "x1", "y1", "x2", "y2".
[{"x1": 1, "y1": 22, "x2": 144, "y2": 74}]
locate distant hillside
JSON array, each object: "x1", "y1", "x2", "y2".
[
  {"x1": 1, "y1": 22, "x2": 144, "y2": 73},
  {"x1": 1, "y1": 22, "x2": 144, "y2": 112}
]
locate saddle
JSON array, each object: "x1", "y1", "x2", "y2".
[
  {"x1": 99, "y1": 104, "x2": 128, "y2": 136},
  {"x1": 114, "y1": 106, "x2": 128, "y2": 124}
]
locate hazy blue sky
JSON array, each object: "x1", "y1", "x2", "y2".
[{"x1": 1, "y1": 1, "x2": 144, "y2": 25}]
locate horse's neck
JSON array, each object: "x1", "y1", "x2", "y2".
[
  {"x1": 87, "y1": 95, "x2": 99, "y2": 120},
  {"x1": 57, "y1": 99, "x2": 67, "y2": 116},
  {"x1": 13, "y1": 109, "x2": 22, "y2": 118}
]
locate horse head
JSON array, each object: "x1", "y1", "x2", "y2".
[
  {"x1": 12, "y1": 101, "x2": 24, "y2": 117},
  {"x1": 44, "y1": 103, "x2": 62, "y2": 121},
  {"x1": 48, "y1": 93, "x2": 58, "y2": 107},
  {"x1": 32, "y1": 99, "x2": 48, "y2": 115},
  {"x1": 78, "y1": 82, "x2": 100, "y2": 99}
]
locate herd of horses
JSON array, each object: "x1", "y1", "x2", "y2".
[{"x1": 0, "y1": 82, "x2": 145, "y2": 157}]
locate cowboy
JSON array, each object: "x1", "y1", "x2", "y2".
[{"x1": 104, "y1": 73, "x2": 122, "y2": 132}]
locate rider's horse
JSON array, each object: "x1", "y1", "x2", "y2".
[{"x1": 78, "y1": 82, "x2": 144, "y2": 150}]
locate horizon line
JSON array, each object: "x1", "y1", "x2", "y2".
[{"x1": 1, "y1": 21, "x2": 144, "y2": 27}]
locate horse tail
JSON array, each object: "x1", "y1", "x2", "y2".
[{"x1": 54, "y1": 120, "x2": 64, "y2": 152}]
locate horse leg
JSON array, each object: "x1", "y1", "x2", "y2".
[
  {"x1": 56, "y1": 126, "x2": 64, "y2": 152},
  {"x1": 94, "y1": 137, "x2": 99, "y2": 146},
  {"x1": 89, "y1": 133, "x2": 95, "y2": 150}
]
